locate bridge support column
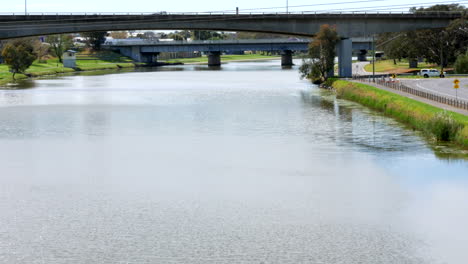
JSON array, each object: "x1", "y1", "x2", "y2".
[
  {"x1": 338, "y1": 38, "x2": 352, "y2": 77},
  {"x1": 281, "y1": 50, "x2": 293, "y2": 66},
  {"x1": 141, "y1": 52, "x2": 159, "y2": 63},
  {"x1": 208, "y1": 51, "x2": 221, "y2": 66}
]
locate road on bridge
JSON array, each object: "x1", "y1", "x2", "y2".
[{"x1": 400, "y1": 78, "x2": 468, "y2": 102}]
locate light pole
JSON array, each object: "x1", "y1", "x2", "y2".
[
  {"x1": 25, "y1": 0, "x2": 27, "y2": 15},
  {"x1": 372, "y1": 34, "x2": 375, "y2": 82},
  {"x1": 286, "y1": 0, "x2": 289, "y2": 14}
]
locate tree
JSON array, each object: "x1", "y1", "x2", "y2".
[
  {"x1": 46, "y1": 34, "x2": 73, "y2": 63},
  {"x1": 0, "y1": 40, "x2": 8, "y2": 63},
  {"x1": 409, "y1": 4, "x2": 467, "y2": 72},
  {"x1": 191, "y1": 30, "x2": 228, "y2": 40},
  {"x1": 299, "y1": 24, "x2": 339, "y2": 83},
  {"x1": 454, "y1": 51, "x2": 468, "y2": 73},
  {"x1": 110, "y1": 31, "x2": 128, "y2": 39},
  {"x1": 376, "y1": 4, "x2": 467, "y2": 71},
  {"x1": 33, "y1": 40, "x2": 50, "y2": 63},
  {"x1": 81, "y1": 31, "x2": 108, "y2": 50},
  {"x1": 1, "y1": 39, "x2": 37, "y2": 80}
]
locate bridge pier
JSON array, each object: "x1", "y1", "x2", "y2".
[
  {"x1": 338, "y1": 39, "x2": 352, "y2": 78},
  {"x1": 141, "y1": 52, "x2": 159, "y2": 63},
  {"x1": 208, "y1": 51, "x2": 221, "y2": 66},
  {"x1": 281, "y1": 50, "x2": 293, "y2": 66}
]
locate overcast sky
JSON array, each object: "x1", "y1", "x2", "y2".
[{"x1": 4, "y1": 0, "x2": 468, "y2": 13}]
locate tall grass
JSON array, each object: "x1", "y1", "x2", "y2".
[{"x1": 332, "y1": 80, "x2": 468, "y2": 148}]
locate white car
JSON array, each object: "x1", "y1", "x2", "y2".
[{"x1": 420, "y1": 69, "x2": 446, "y2": 78}]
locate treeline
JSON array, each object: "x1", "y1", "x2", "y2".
[
  {"x1": 130, "y1": 30, "x2": 292, "y2": 41},
  {"x1": 378, "y1": 4, "x2": 468, "y2": 73}
]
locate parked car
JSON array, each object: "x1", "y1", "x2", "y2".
[{"x1": 420, "y1": 69, "x2": 446, "y2": 78}]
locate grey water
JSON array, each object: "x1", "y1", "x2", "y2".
[{"x1": 0, "y1": 60, "x2": 467, "y2": 264}]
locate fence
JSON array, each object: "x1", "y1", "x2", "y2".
[{"x1": 352, "y1": 75, "x2": 468, "y2": 111}]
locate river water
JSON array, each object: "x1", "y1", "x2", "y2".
[{"x1": 0, "y1": 60, "x2": 467, "y2": 263}]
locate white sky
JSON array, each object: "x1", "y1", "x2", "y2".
[{"x1": 4, "y1": 0, "x2": 468, "y2": 13}]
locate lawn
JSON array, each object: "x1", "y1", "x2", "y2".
[
  {"x1": 364, "y1": 59, "x2": 438, "y2": 73},
  {"x1": 0, "y1": 51, "x2": 135, "y2": 86}
]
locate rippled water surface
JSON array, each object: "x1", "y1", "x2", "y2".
[{"x1": 0, "y1": 60, "x2": 467, "y2": 263}]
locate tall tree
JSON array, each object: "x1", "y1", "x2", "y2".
[
  {"x1": 191, "y1": 30, "x2": 227, "y2": 40},
  {"x1": 1, "y1": 39, "x2": 37, "y2": 80},
  {"x1": 81, "y1": 31, "x2": 108, "y2": 51},
  {"x1": 299, "y1": 24, "x2": 339, "y2": 83},
  {"x1": 46, "y1": 34, "x2": 73, "y2": 63},
  {"x1": 412, "y1": 5, "x2": 467, "y2": 72},
  {"x1": 377, "y1": 4, "x2": 467, "y2": 71}
]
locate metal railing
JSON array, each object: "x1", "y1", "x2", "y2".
[
  {"x1": 0, "y1": 11, "x2": 465, "y2": 17},
  {"x1": 353, "y1": 75, "x2": 468, "y2": 111},
  {"x1": 104, "y1": 38, "x2": 311, "y2": 46}
]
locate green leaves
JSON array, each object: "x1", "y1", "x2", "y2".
[
  {"x1": 1, "y1": 39, "x2": 37, "y2": 79},
  {"x1": 299, "y1": 25, "x2": 339, "y2": 83}
]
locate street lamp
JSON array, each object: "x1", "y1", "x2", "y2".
[
  {"x1": 286, "y1": 0, "x2": 288, "y2": 14},
  {"x1": 25, "y1": 0, "x2": 27, "y2": 15}
]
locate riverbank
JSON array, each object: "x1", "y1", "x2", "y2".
[
  {"x1": 0, "y1": 53, "x2": 281, "y2": 87},
  {"x1": 330, "y1": 79, "x2": 468, "y2": 148},
  {"x1": 0, "y1": 51, "x2": 137, "y2": 86}
]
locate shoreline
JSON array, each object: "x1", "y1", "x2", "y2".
[
  {"x1": 330, "y1": 79, "x2": 468, "y2": 148},
  {"x1": 0, "y1": 57, "x2": 282, "y2": 87}
]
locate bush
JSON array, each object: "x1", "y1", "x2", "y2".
[
  {"x1": 428, "y1": 111, "x2": 463, "y2": 141},
  {"x1": 454, "y1": 51, "x2": 468, "y2": 74}
]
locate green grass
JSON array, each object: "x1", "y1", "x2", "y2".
[
  {"x1": 163, "y1": 54, "x2": 280, "y2": 64},
  {"x1": 364, "y1": 59, "x2": 437, "y2": 73},
  {"x1": 331, "y1": 79, "x2": 468, "y2": 148},
  {"x1": 0, "y1": 51, "x2": 136, "y2": 86}
]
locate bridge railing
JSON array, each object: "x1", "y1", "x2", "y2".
[
  {"x1": 0, "y1": 11, "x2": 465, "y2": 17},
  {"x1": 104, "y1": 38, "x2": 311, "y2": 46},
  {"x1": 353, "y1": 75, "x2": 468, "y2": 111}
]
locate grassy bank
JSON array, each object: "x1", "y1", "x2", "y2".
[
  {"x1": 363, "y1": 59, "x2": 436, "y2": 73},
  {"x1": 163, "y1": 54, "x2": 280, "y2": 64},
  {"x1": 0, "y1": 51, "x2": 136, "y2": 86},
  {"x1": 331, "y1": 79, "x2": 468, "y2": 148}
]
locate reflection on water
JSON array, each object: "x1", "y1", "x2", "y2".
[{"x1": 0, "y1": 60, "x2": 467, "y2": 264}]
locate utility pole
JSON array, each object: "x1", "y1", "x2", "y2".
[{"x1": 372, "y1": 34, "x2": 375, "y2": 82}]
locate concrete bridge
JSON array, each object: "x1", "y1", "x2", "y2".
[
  {"x1": 103, "y1": 38, "x2": 373, "y2": 68},
  {"x1": 0, "y1": 12, "x2": 461, "y2": 39},
  {"x1": 0, "y1": 12, "x2": 462, "y2": 76}
]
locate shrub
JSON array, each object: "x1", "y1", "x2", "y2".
[{"x1": 454, "y1": 51, "x2": 468, "y2": 74}]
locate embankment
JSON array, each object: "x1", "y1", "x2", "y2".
[{"x1": 330, "y1": 79, "x2": 468, "y2": 148}]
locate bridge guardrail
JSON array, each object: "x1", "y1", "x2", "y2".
[
  {"x1": 353, "y1": 75, "x2": 468, "y2": 111},
  {"x1": 104, "y1": 39, "x2": 311, "y2": 46},
  {"x1": 0, "y1": 11, "x2": 465, "y2": 17}
]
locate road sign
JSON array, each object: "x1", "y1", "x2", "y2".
[
  {"x1": 454, "y1": 79, "x2": 460, "y2": 84},
  {"x1": 454, "y1": 84, "x2": 460, "y2": 89}
]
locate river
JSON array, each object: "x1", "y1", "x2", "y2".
[{"x1": 0, "y1": 60, "x2": 467, "y2": 263}]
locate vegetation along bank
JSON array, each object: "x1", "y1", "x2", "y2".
[{"x1": 328, "y1": 79, "x2": 468, "y2": 148}]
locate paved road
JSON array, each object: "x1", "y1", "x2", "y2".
[
  {"x1": 400, "y1": 78, "x2": 468, "y2": 101},
  {"x1": 353, "y1": 61, "x2": 372, "y2": 76}
]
